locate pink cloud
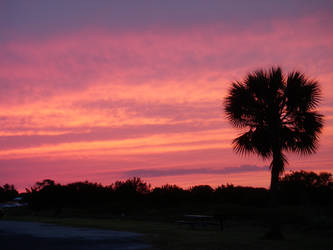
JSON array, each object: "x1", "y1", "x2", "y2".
[{"x1": 0, "y1": 10, "x2": 332, "y2": 189}]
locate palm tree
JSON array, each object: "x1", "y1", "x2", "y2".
[{"x1": 224, "y1": 67, "x2": 323, "y2": 237}]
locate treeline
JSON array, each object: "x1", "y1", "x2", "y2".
[
  {"x1": 1, "y1": 171, "x2": 332, "y2": 215},
  {"x1": 0, "y1": 184, "x2": 19, "y2": 202}
]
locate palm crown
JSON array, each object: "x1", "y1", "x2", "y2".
[{"x1": 224, "y1": 67, "x2": 323, "y2": 191}]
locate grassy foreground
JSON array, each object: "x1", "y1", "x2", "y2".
[{"x1": 4, "y1": 214, "x2": 332, "y2": 250}]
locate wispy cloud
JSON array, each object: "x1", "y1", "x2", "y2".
[
  {"x1": 122, "y1": 165, "x2": 267, "y2": 178},
  {"x1": 0, "y1": 1, "x2": 332, "y2": 189}
]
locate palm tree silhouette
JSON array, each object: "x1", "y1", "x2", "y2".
[{"x1": 224, "y1": 67, "x2": 323, "y2": 237}]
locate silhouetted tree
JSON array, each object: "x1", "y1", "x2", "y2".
[
  {"x1": 25, "y1": 179, "x2": 63, "y2": 212},
  {"x1": 281, "y1": 170, "x2": 332, "y2": 188},
  {"x1": 215, "y1": 184, "x2": 268, "y2": 205},
  {"x1": 280, "y1": 170, "x2": 333, "y2": 205},
  {"x1": 0, "y1": 184, "x2": 18, "y2": 202},
  {"x1": 224, "y1": 67, "x2": 323, "y2": 238},
  {"x1": 190, "y1": 185, "x2": 214, "y2": 202},
  {"x1": 113, "y1": 177, "x2": 151, "y2": 197},
  {"x1": 151, "y1": 184, "x2": 186, "y2": 207},
  {"x1": 65, "y1": 181, "x2": 109, "y2": 206}
]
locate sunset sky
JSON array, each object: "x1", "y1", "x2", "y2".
[{"x1": 1, "y1": 0, "x2": 333, "y2": 190}]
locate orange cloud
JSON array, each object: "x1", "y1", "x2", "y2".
[{"x1": 0, "y1": 10, "x2": 332, "y2": 189}]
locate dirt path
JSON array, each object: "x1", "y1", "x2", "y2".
[{"x1": 0, "y1": 220, "x2": 150, "y2": 250}]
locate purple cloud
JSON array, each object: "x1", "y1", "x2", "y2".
[{"x1": 122, "y1": 164, "x2": 267, "y2": 178}]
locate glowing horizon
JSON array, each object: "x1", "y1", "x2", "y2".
[{"x1": 1, "y1": 1, "x2": 332, "y2": 191}]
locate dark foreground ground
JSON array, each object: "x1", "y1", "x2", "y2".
[
  {"x1": 0, "y1": 220, "x2": 150, "y2": 250},
  {"x1": 3, "y1": 216, "x2": 333, "y2": 250}
]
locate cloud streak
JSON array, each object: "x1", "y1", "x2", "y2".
[
  {"x1": 122, "y1": 165, "x2": 267, "y2": 178},
  {"x1": 0, "y1": 1, "x2": 332, "y2": 189}
]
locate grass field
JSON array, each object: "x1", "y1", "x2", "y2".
[{"x1": 3, "y1": 214, "x2": 333, "y2": 250}]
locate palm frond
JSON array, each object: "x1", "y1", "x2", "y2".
[
  {"x1": 282, "y1": 111, "x2": 323, "y2": 155},
  {"x1": 285, "y1": 72, "x2": 321, "y2": 112},
  {"x1": 232, "y1": 131, "x2": 255, "y2": 155},
  {"x1": 224, "y1": 81, "x2": 261, "y2": 128},
  {"x1": 224, "y1": 67, "x2": 324, "y2": 171},
  {"x1": 233, "y1": 127, "x2": 272, "y2": 158},
  {"x1": 268, "y1": 67, "x2": 284, "y2": 93}
]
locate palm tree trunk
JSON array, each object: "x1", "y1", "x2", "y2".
[
  {"x1": 270, "y1": 150, "x2": 281, "y2": 203},
  {"x1": 265, "y1": 148, "x2": 284, "y2": 239}
]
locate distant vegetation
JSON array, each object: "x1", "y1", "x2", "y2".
[
  {"x1": 0, "y1": 184, "x2": 18, "y2": 202},
  {"x1": 1, "y1": 170, "x2": 333, "y2": 250},
  {"x1": 1, "y1": 171, "x2": 332, "y2": 218}
]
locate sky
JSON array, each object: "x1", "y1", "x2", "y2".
[{"x1": 1, "y1": 0, "x2": 333, "y2": 190}]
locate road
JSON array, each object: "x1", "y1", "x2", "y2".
[{"x1": 0, "y1": 220, "x2": 150, "y2": 250}]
